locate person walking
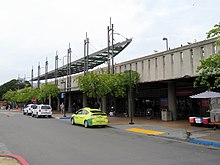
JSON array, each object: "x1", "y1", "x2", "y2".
[{"x1": 60, "y1": 103, "x2": 65, "y2": 116}]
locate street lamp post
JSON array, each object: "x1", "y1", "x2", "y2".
[
  {"x1": 61, "y1": 80, "x2": 66, "y2": 117},
  {"x1": 163, "y1": 37, "x2": 169, "y2": 51},
  {"x1": 124, "y1": 70, "x2": 134, "y2": 124}
]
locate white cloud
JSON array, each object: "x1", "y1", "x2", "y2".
[{"x1": 0, "y1": 0, "x2": 219, "y2": 85}]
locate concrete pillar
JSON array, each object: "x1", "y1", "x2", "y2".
[
  {"x1": 83, "y1": 93, "x2": 88, "y2": 107},
  {"x1": 101, "y1": 96, "x2": 107, "y2": 113},
  {"x1": 57, "y1": 97, "x2": 60, "y2": 111},
  {"x1": 168, "y1": 81, "x2": 177, "y2": 120},
  {"x1": 128, "y1": 89, "x2": 134, "y2": 124},
  {"x1": 68, "y1": 93, "x2": 73, "y2": 112}
]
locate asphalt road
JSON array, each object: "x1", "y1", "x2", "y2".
[{"x1": 0, "y1": 110, "x2": 220, "y2": 165}]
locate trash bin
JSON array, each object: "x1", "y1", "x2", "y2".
[
  {"x1": 195, "y1": 117, "x2": 203, "y2": 126},
  {"x1": 202, "y1": 117, "x2": 210, "y2": 126},
  {"x1": 189, "y1": 117, "x2": 196, "y2": 126},
  {"x1": 161, "y1": 109, "x2": 172, "y2": 121},
  {"x1": 210, "y1": 109, "x2": 220, "y2": 122}
]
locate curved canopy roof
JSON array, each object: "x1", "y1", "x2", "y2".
[
  {"x1": 32, "y1": 38, "x2": 132, "y2": 81},
  {"x1": 190, "y1": 91, "x2": 220, "y2": 98}
]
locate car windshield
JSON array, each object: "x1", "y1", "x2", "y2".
[
  {"x1": 31, "y1": 105, "x2": 37, "y2": 108},
  {"x1": 41, "y1": 106, "x2": 51, "y2": 109}
]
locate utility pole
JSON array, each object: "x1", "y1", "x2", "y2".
[
  {"x1": 37, "y1": 62, "x2": 40, "y2": 88},
  {"x1": 31, "y1": 66, "x2": 33, "y2": 88},
  {"x1": 84, "y1": 32, "x2": 89, "y2": 75},
  {"x1": 67, "y1": 43, "x2": 71, "y2": 91},
  {"x1": 45, "y1": 57, "x2": 48, "y2": 84},
  {"x1": 55, "y1": 51, "x2": 58, "y2": 85},
  {"x1": 107, "y1": 17, "x2": 114, "y2": 74}
]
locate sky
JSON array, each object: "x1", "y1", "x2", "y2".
[{"x1": 0, "y1": 0, "x2": 219, "y2": 85}]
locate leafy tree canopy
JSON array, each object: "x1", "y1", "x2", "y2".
[
  {"x1": 0, "y1": 79, "x2": 31, "y2": 100},
  {"x1": 194, "y1": 23, "x2": 220, "y2": 90},
  {"x1": 37, "y1": 83, "x2": 60, "y2": 103},
  {"x1": 77, "y1": 71, "x2": 140, "y2": 100},
  {"x1": 207, "y1": 22, "x2": 220, "y2": 45},
  {"x1": 3, "y1": 87, "x2": 39, "y2": 103},
  {"x1": 3, "y1": 83, "x2": 59, "y2": 104}
]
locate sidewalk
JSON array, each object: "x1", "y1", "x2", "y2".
[
  {"x1": 108, "y1": 117, "x2": 220, "y2": 147},
  {"x1": 0, "y1": 154, "x2": 29, "y2": 165},
  {"x1": 54, "y1": 112, "x2": 220, "y2": 148}
]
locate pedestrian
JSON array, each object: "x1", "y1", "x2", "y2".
[{"x1": 60, "y1": 103, "x2": 65, "y2": 113}]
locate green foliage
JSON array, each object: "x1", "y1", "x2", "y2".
[
  {"x1": 3, "y1": 83, "x2": 59, "y2": 104},
  {"x1": 207, "y1": 22, "x2": 220, "y2": 45},
  {"x1": 3, "y1": 87, "x2": 39, "y2": 103},
  {"x1": 78, "y1": 72, "x2": 112, "y2": 99},
  {"x1": 0, "y1": 79, "x2": 31, "y2": 100},
  {"x1": 3, "y1": 90, "x2": 17, "y2": 102},
  {"x1": 194, "y1": 22, "x2": 220, "y2": 90},
  {"x1": 15, "y1": 88, "x2": 30, "y2": 103},
  {"x1": 77, "y1": 71, "x2": 140, "y2": 99},
  {"x1": 37, "y1": 84, "x2": 60, "y2": 102}
]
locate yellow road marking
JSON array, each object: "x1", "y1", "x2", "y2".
[{"x1": 126, "y1": 128, "x2": 165, "y2": 135}]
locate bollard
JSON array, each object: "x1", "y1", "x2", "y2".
[{"x1": 186, "y1": 131, "x2": 192, "y2": 140}]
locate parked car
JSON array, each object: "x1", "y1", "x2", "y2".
[
  {"x1": 70, "y1": 107, "x2": 108, "y2": 128},
  {"x1": 32, "y1": 104, "x2": 52, "y2": 118},
  {"x1": 23, "y1": 104, "x2": 37, "y2": 115}
]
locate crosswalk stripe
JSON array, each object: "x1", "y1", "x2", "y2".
[{"x1": 126, "y1": 128, "x2": 165, "y2": 135}]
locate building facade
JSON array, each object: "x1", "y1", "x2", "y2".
[{"x1": 55, "y1": 37, "x2": 219, "y2": 120}]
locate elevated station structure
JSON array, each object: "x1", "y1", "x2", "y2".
[{"x1": 32, "y1": 37, "x2": 220, "y2": 121}]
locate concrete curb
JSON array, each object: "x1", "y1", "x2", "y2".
[
  {"x1": 0, "y1": 154, "x2": 29, "y2": 165},
  {"x1": 55, "y1": 116, "x2": 71, "y2": 120},
  {"x1": 108, "y1": 124, "x2": 220, "y2": 149},
  {"x1": 189, "y1": 139, "x2": 220, "y2": 148}
]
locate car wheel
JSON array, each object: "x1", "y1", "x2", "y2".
[
  {"x1": 35, "y1": 113, "x2": 39, "y2": 118},
  {"x1": 31, "y1": 113, "x2": 35, "y2": 117},
  {"x1": 71, "y1": 118, "x2": 75, "y2": 125},
  {"x1": 23, "y1": 111, "x2": 26, "y2": 115},
  {"x1": 84, "y1": 120, "x2": 89, "y2": 128},
  {"x1": 48, "y1": 115, "x2": 52, "y2": 118}
]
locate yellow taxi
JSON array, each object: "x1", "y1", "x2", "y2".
[{"x1": 70, "y1": 107, "x2": 108, "y2": 128}]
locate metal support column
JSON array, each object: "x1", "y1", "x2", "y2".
[
  {"x1": 45, "y1": 57, "x2": 48, "y2": 84},
  {"x1": 67, "y1": 43, "x2": 71, "y2": 91},
  {"x1": 37, "y1": 62, "x2": 40, "y2": 88},
  {"x1": 31, "y1": 66, "x2": 33, "y2": 88},
  {"x1": 107, "y1": 17, "x2": 114, "y2": 74},
  {"x1": 55, "y1": 51, "x2": 58, "y2": 85},
  {"x1": 168, "y1": 81, "x2": 177, "y2": 120},
  {"x1": 68, "y1": 92, "x2": 73, "y2": 112}
]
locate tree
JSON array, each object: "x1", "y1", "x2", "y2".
[
  {"x1": 111, "y1": 71, "x2": 140, "y2": 97},
  {"x1": 77, "y1": 71, "x2": 140, "y2": 100},
  {"x1": 194, "y1": 23, "x2": 220, "y2": 90},
  {"x1": 78, "y1": 72, "x2": 112, "y2": 100},
  {"x1": 15, "y1": 88, "x2": 30, "y2": 103},
  {"x1": 0, "y1": 79, "x2": 31, "y2": 100},
  {"x1": 3, "y1": 87, "x2": 39, "y2": 104},
  {"x1": 3, "y1": 90, "x2": 17, "y2": 103},
  {"x1": 207, "y1": 22, "x2": 220, "y2": 45},
  {"x1": 37, "y1": 83, "x2": 60, "y2": 104}
]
